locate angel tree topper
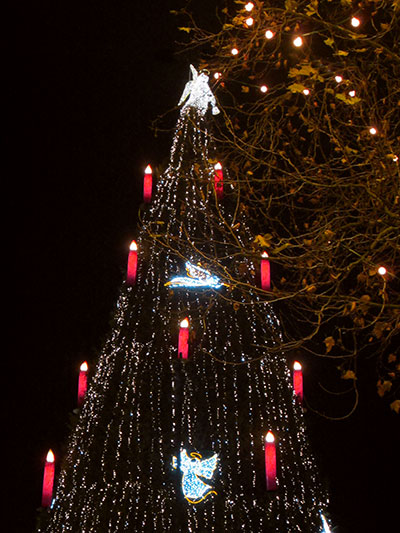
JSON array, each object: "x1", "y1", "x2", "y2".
[
  {"x1": 178, "y1": 65, "x2": 220, "y2": 116},
  {"x1": 172, "y1": 449, "x2": 218, "y2": 504}
]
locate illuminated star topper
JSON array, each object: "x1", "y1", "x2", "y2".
[
  {"x1": 165, "y1": 261, "x2": 227, "y2": 289},
  {"x1": 172, "y1": 449, "x2": 218, "y2": 504},
  {"x1": 178, "y1": 64, "x2": 220, "y2": 116}
]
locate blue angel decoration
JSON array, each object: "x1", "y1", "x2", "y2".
[
  {"x1": 165, "y1": 261, "x2": 227, "y2": 289},
  {"x1": 172, "y1": 449, "x2": 218, "y2": 504}
]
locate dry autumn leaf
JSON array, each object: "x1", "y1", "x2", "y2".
[{"x1": 324, "y1": 336, "x2": 335, "y2": 353}]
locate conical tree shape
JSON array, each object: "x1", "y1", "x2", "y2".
[{"x1": 40, "y1": 71, "x2": 330, "y2": 532}]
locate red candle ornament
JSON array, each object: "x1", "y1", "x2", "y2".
[
  {"x1": 42, "y1": 449, "x2": 55, "y2": 507},
  {"x1": 293, "y1": 361, "x2": 303, "y2": 403},
  {"x1": 178, "y1": 318, "x2": 189, "y2": 359},
  {"x1": 127, "y1": 241, "x2": 138, "y2": 286},
  {"x1": 143, "y1": 164, "x2": 152, "y2": 203},
  {"x1": 214, "y1": 162, "x2": 224, "y2": 199},
  {"x1": 261, "y1": 251, "x2": 271, "y2": 291},
  {"x1": 265, "y1": 432, "x2": 277, "y2": 491},
  {"x1": 78, "y1": 361, "x2": 88, "y2": 407}
]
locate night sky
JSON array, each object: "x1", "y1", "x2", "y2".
[{"x1": 10, "y1": 2, "x2": 398, "y2": 532}]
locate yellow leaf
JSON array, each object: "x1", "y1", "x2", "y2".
[
  {"x1": 324, "y1": 336, "x2": 335, "y2": 353},
  {"x1": 342, "y1": 370, "x2": 357, "y2": 380},
  {"x1": 390, "y1": 400, "x2": 400, "y2": 414},
  {"x1": 377, "y1": 379, "x2": 392, "y2": 397},
  {"x1": 288, "y1": 83, "x2": 307, "y2": 94},
  {"x1": 178, "y1": 27, "x2": 192, "y2": 33},
  {"x1": 241, "y1": 86, "x2": 250, "y2": 93},
  {"x1": 336, "y1": 50, "x2": 349, "y2": 56},
  {"x1": 324, "y1": 37, "x2": 334, "y2": 47},
  {"x1": 388, "y1": 354, "x2": 397, "y2": 363}
]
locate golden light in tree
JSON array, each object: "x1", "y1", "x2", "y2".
[
  {"x1": 260, "y1": 85, "x2": 268, "y2": 93},
  {"x1": 244, "y1": 2, "x2": 254, "y2": 11},
  {"x1": 265, "y1": 30, "x2": 274, "y2": 39},
  {"x1": 335, "y1": 75, "x2": 343, "y2": 83},
  {"x1": 245, "y1": 17, "x2": 254, "y2": 26},
  {"x1": 378, "y1": 266, "x2": 387, "y2": 276},
  {"x1": 231, "y1": 47, "x2": 239, "y2": 56},
  {"x1": 351, "y1": 16, "x2": 361, "y2": 27},
  {"x1": 369, "y1": 127, "x2": 377, "y2": 135},
  {"x1": 293, "y1": 36, "x2": 303, "y2": 47}
]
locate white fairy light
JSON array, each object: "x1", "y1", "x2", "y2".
[
  {"x1": 245, "y1": 2, "x2": 254, "y2": 11},
  {"x1": 260, "y1": 85, "x2": 268, "y2": 93},
  {"x1": 293, "y1": 36, "x2": 303, "y2": 47},
  {"x1": 348, "y1": 90, "x2": 356, "y2": 97},
  {"x1": 369, "y1": 127, "x2": 377, "y2": 135},
  {"x1": 214, "y1": 72, "x2": 222, "y2": 80},
  {"x1": 351, "y1": 16, "x2": 361, "y2": 27},
  {"x1": 265, "y1": 30, "x2": 274, "y2": 39},
  {"x1": 378, "y1": 266, "x2": 387, "y2": 276},
  {"x1": 335, "y1": 75, "x2": 343, "y2": 83},
  {"x1": 245, "y1": 17, "x2": 254, "y2": 26},
  {"x1": 303, "y1": 88, "x2": 310, "y2": 95},
  {"x1": 231, "y1": 47, "x2": 239, "y2": 55}
]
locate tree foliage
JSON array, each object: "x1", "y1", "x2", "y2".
[{"x1": 171, "y1": 0, "x2": 400, "y2": 415}]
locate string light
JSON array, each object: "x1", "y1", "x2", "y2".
[
  {"x1": 378, "y1": 266, "x2": 387, "y2": 276},
  {"x1": 231, "y1": 47, "x2": 239, "y2": 55},
  {"x1": 351, "y1": 16, "x2": 361, "y2": 27},
  {"x1": 244, "y1": 2, "x2": 254, "y2": 11},
  {"x1": 334, "y1": 75, "x2": 343, "y2": 83},
  {"x1": 214, "y1": 72, "x2": 222, "y2": 80},
  {"x1": 260, "y1": 85, "x2": 268, "y2": 93},
  {"x1": 293, "y1": 36, "x2": 303, "y2": 47},
  {"x1": 303, "y1": 88, "x2": 310, "y2": 95},
  {"x1": 245, "y1": 17, "x2": 254, "y2": 27},
  {"x1": 348, "y1": 90, "x2": 356, "y2": 97},
  {"x1": 265, "y1": 30, "x2": 274, "y2": 39},
  {"x1": 369, "y1": 127, "x2": 377, "y2": 135}
]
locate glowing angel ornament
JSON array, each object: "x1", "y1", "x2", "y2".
[
  {"x1": 178, "y1": 65, "x2": 220, "y2": 116},
  {"x1": 172, "y1": 449, "x2": 218, "y2": 504},
  {"x1": 165, "y1": 261, "x2": 226, "y2": 289}
]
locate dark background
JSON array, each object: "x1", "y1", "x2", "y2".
[{"x1": 9, "y1": 1, "x2": 398, "y2": 532}]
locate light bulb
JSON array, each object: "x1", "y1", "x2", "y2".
[
  {"x1": 378, "y1": 266, "x2": 387, "y2": 276},
  {"x1": 265, "y1": 30, "x2": 274, "y2": 39},
  {"x1": 348, "y1": 90, "x2": 356, "y2": 97},
  {"x1": 46, "y1": 450, "x2": 55, "y2": 463},
  {"x1": 303, "y1": 88, "x2": 310, "y2": 95},
  {"x1": 265, "y1": 431, "x2": 275, "y2": 443},
  {"x1": 231, "y1": 47, "x2": 239, "y2": 56},
  {"x1": 369, "y1": 127, "x2": 377, "y2": 135},
  {"x1": 130, "y1": 241, "x2": 137, "y2": 251},
  {"x1": 393, "y1": 155, "x2": 399, "y2": 162},
  {"x1": 293, "y1": 36, "x2": 303, "y2": 47},
  {"x1": 245, "y1": 17, "x2": 254, "y2": 26},
  {"x1": 351, "y1": 16, "x2": 360, "y2": 27},
  {"x1": 245, "y1": 2, "x2": 254, "y2": 11},
  {"x1": 180, "y1": 318, "x2": 189, "y2": 328},
  {"x1": 214, "y1": 72, "x2": 222, "y2": 80},
  {"x1": 260, "y1": 85, "x2": 268, "y2": 93},
  {"x1": 335, "y1": 75, "x2": 343, "y2": 83}
]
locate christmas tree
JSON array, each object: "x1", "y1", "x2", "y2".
[{"x1": 39, "y1": 66, "x2": 331, "y2": 532}]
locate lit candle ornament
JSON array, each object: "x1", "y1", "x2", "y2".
[
  {"x1": 127, "y1": 241, "x2": 138, "y2": 287},
  {"x1": 214, "y1": 162, "x2": 224, "y2": 199},
  {"x1": 293, "y1": 361, "x2": 303, "y2": 403},
  {"x1": 78, "y1": 361, "x2": 88, "y2": 407},
  {"x1": 143, "y1": 164, "x2": 152, "y2": 203},
  {"x1": 178, "y1": 318, "x2": 190, "y2": 359},
  {"x1": 265, "y1": 432, "x2": 277, "y2": 491},
  {"x1": 42, "y1": 449, "x2": 55, "y2": 508},
  {"x1": 261, "y1": 251, "x2": 271, "y2": 291}
]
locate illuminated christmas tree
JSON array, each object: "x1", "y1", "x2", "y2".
[{"x1": 39, "y1": 66, "x2": 331, "y2": 532}]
